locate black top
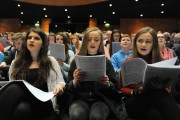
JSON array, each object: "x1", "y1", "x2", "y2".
[{"x1": 26, "y1": 68, "x2": 48, "y2": 92}]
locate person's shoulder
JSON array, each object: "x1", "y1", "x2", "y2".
[
  {"x1": 48, "y1": 55, "x2": 56, "y2": 61},
  {"x1": 68, "y1": 49, "x2": 75, "y2": 55}
]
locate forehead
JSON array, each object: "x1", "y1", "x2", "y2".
[
  {"x1": 137, "y1": 32, "x2": 153, "y2": 40},
  {"x1": 56, "y1": 35, "x2": 63, "y2": 38},
  {"x1": 157, "y1": 33, "x2": 164, "y2": 36},
  {"x1": 89, "y1": 31, "x2": 100, "y2": 37},
  {"x1": 29, "y1": 32, "x2": 39, "y2": 36}
]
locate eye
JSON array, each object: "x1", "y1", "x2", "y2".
[
  {"x1": 88, "y1": 38, "x2": 92, "y2": 41},
  {"x1": 146, "y1": 41, "x2": 152, "y2": 44},
  {"x1": 137, "y1": 39, "x2": 143, "y2": 43},
  {"x1": 27, "y1": 36, "x2": 32, "y2": 40},
  {"x1": 34, "y1": 37, "x2": 40, "y2": 40},
  {"x1": 95, "y1": 38, "x2": 99, "y2": 42}
]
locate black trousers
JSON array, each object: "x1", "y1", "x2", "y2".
[{"x1": 0, "y1": 83, "x2": 56, "y2": 120}]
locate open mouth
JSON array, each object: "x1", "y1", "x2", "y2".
[
  {"x1": 29, "y1": 44, "x2": 34, "y2": 47},
  {"x1": 141, "y1": 48, "x2": 146, "y2": 51},
  {"x1": 90, "y1": 46, "x2": 95, "y2": 48}
]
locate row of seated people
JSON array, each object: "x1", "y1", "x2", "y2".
[{"x1": 0, "y1": 27, "x2": 180, "y2": 120}]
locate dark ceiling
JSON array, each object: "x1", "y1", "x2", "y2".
[{"x1": 0, "y1": 0, "x2": 180, "y2": 26}]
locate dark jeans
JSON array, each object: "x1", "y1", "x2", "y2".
[
  {"x1": 69, "y1": 100, "x2": 109, "y2": 120},
  {"x1": 125, "y1": 89, "x2": 180, "y2": 120}
]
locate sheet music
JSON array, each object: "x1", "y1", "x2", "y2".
[
  {"x1": 75, "y1": 55, "x2": 106, "y2": 81},
  {"x1": 121, "y1": 57, "x2": 180, "y2": 89},
  {"x1": 0, "y1": 37, "x2": 9, "y2": 47},
  {"x1": 112, "y1": 42, "x2": 121, "y2": 54},
  {"x1": 121, "y1": 58, "x2": 146, "y2": 86},
  {"x1": 50, "y1": 43, "x2": 66, "y2": 61}
]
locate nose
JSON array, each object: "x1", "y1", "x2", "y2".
[{"x1": 142, "y1": 41, "x2": 146, "y2": 46}]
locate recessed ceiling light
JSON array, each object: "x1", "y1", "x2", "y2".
[
  {"x1": 55, "y1": 25, "x2": 58, "y2": 27},
  {"x1": 21, "y1": 21, "x2": 23, "y2": 23},
  {"x1": 135, "y1": 0, "x2": 138, "y2": 2},
  {"x1": 45, "y1": 15, "x2": 47, "y2": 17},
  {"x1": 43, "y1": 8, "x2": 46, "y2": 11},
  {"x1": 65, "y1": 9, "x2": 68, "y2": 12},
  {"x1": 17, "y1": 4, "x2": 20, "y2": 7},
  {"x1": 161, "y1": 3, "x2": 164, "y2": 6},
  {"x1": 37, "y1": 21, "x2": 39, "y2": 23},
  {"x1": 68, "y1": 16, "x2": 70, "y2": 18},
  {"x1": 21, "y1": 12, "x2": 23, "y2": 15},
  {"x1": 161, "y1": 11, "x2": 164, "y2": 14},
  {"x1": 112, "y1": 12, "x2": 115, "y2": 14},
  {"x1": 104, "y1": 21, "x2": 106, "y2": 23},
  {"x1": 140, "y1": 14, "x2": 143, "y2": 17},
  {"x1": 109, "y1": 4, "x2": 112, "y2": 7},
  {"x1": 90, "y1": 15, "x2": 92, "y2": 17}
]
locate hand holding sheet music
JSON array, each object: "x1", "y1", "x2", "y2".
[{"x1": 75, "y1": 55, "x2": 106, "y2": 81}]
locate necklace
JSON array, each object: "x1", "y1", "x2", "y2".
[{"x1": 32, "y1": 61, "x2": 38, "y2": 64}]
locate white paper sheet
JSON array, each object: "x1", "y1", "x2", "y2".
[
  {"x1": 75, "y1": 55, "x2": 106, "y2": 81},
  {"x1": 50, "y1": 43, "x2": 66, "y2": 61}
]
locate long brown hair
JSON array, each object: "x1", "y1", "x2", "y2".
[
  {"x1": 132, "y1": 27, "x2": 162, "y2": 63},
  {"x1": 78, "y1": 27, "x2": 104, "y2": 55},
  {"x1": 10, "y1": 28, "x2": 56, "y2": 83}
]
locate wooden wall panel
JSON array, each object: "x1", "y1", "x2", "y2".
[
  {"x1": 119, "y1": 18, "x2": 180, "y2": 34},
  {"x1": 0, "y1": 19, "x2": 21, "y2": 33}
]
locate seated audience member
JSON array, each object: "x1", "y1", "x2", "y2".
[
  {"x1": 173, "y1": 33, "x2": 180, "y2": 64},
  {"x1": 173, "y1": 33, "x2": 180, "y2": 44},
  {"x1": 111, "y1": 34, "x2": 132, "y2": 74},
  {"x1": 119, "y1": 27, "x2": 180, "y2": 120},
  {"x1": 70, "y1": 34, "x2": 81, "y2": 54},
  {"x1": 48, "y1": 32, "x2": 56, "y2": 44},
  {"x1": 107, "y1": 29, "x2": 121, "y2": 57},
  {"x1": 163, "y1": 32, "x2": 174, "y2": 49},
  {"x1": 0, "y1": 52, "x2": 4, "y2": 64},
  {"x1": 104, "y1": 30, "x2": 112, "y2": 47},
  {"x1": 0, "y1": 28, "x2": 65, "y2": 120},
  {"x1": 0, "y1": 43, "x2": 4, "y2": 52},
  {"x1": 4, "y1": 32, "x2": 14, "y2": 52},
  {"x1": 55, "y1": 32, "x2": 75, "y2": 82},
  {"x1": 157, "y1": 32, "x2": 174, "y2": 60},
  {"x1": 64, "y1": 27, "x2": 119, "y2": 120},
  {"x1": 0, "y1": 33, "x2": 24, "y2": 67}
]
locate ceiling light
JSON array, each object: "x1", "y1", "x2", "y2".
[
  {"x1": 65, "y1": 9, "x2": 68, "y2": 12},
  {"x1": 161, "y1": 3, "x2": 164, "y2": 6},
  {"x1": 90, "y1": 15, "x2": 92, "y2": 17},
  {"x1": 21, "y1": 21, "x2": 23, "y2": 23},
  {"x1": 17, "y1": 4, "x2": 20, "y2": 7},
  {"x1": 161, "y1": 11, "x2": 164, "y2": 14},
  {"x1": 109, "y1": 4, "x2": 112, "y2": 7},
  {"x1": 135, "y1": 0, "x2": 138, "y2": 2},
  {"x1": 55, "y1": 25, "x2": 58, "y2": 27},
  {"x1": 21, "y1": 12, "x2": 23, "y2": 15},
  {"x1": 112, "y1": 12, "x2": 115, "y2": 14},
  {"x1": 68, "y1": 16, "x2": 70, "y2": 18},
  {"x1": 45, "y1": 15, "x2": 47, "y2": 17},
  {"x1": 43, "y1": 8, "x2": 46, "y2": 11},
  {"x1": 140, "y1": 14, "x2": 143, "y2": 17},
  {"x1": 37, "y1": 21, "x2": 39, "y2": 23},
  {"x1": 104, "y1": 21, "x2": 106, "y2": 23}
]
